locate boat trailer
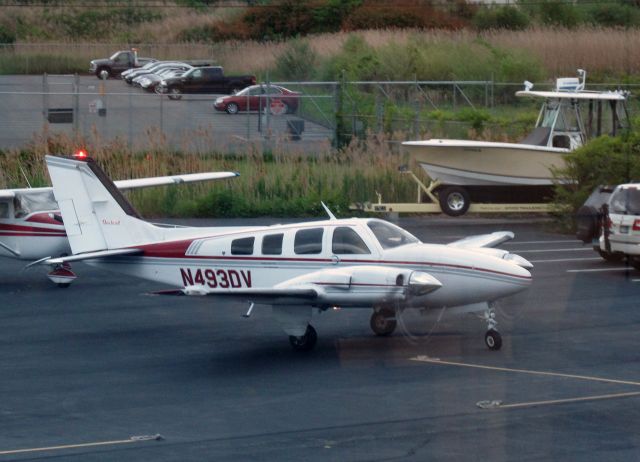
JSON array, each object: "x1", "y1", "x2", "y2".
[{"x1": 350, "y1": 167, "x2": 553, "y2": 216}]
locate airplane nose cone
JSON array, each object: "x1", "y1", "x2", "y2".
[{"x1": 408, "y1": 271, "x2": 442, "y2": 296}]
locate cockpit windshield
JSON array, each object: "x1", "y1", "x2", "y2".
[
  {"x1": 367, "y1": 220, "x2": 420, "y2": 249},
  {"x1": 14, "y1": 190, "x2": 58, "y2": 218}
]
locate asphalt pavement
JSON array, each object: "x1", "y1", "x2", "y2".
[{"x1": 1, "y1": 216, "x2": 640, "y2": 461}]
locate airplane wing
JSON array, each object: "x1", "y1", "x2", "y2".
[
  {"x1": 156, "y1": 265, "x2": 442, "y2": 306},
  {"x1": 1, "y1": 171, "x2": 240, "y2": 198},
  {"x1": 447, "y1": 231, "x2": 514, "y2": 249},
  {"x1": 44, "y1": 248, "x2": 143, "y2": 265},
  {"x1": 113, "y1": 171, "x2": 239, "y2": 190}
]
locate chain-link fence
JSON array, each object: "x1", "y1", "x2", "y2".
[{"x1": 0, "y1": 73, "x2": 637, "y2": 153}]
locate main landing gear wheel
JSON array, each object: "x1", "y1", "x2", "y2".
[
  {"x1": 439, "y1": 186, "x2": 470, "y2": 217},
  {"x1": 289, "y1": 325, "x2": 317, "y2": 351},
  {"x1": 485, "y1": 329, "x2": 502, "y2": 351},
  {"x1": 370, "y1": 309, "x2": 397, "y2": 336}
]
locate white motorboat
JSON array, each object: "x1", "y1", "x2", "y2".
[{"x1": 403, "y1": 70, "x2": 630, "y2": 215}]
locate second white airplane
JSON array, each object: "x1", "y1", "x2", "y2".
[{"x1": 45, "y1": 154, "x2": 533, "y2": 351}]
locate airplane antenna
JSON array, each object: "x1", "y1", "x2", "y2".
[
  {"x1": 321, "y1": 201, "x2": 337, "y2": 220},
  {"x1": 18, "y1": 163, "x2": 32, "y2": 188}
]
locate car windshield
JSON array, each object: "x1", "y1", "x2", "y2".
[
  {"x1": 610, "y1": 187, "x2": 640, "y2": 214},
  {"x1": 367, "y1": 219, "x2": 420, "y2": 249}
]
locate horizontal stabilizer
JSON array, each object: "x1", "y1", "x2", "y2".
[
  {"x1": 448, "y1": 231, "x2": 514, "y2": 249},
  {"x1": 45, "y1": 248, "x2": 142, "y2": 265}
]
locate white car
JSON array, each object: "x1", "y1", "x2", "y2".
[
  {"x1": 576, "y1": 184, "x2": 639, "y2": 265},
  {"x1": 599, "y1": 184, "x2": 640, "y2": 268}
]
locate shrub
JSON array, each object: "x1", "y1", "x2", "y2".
[
  {"x1": 584, "y1": 3, "x2": 640, "y2": 27},
  {"x1": 473, "y1": 5, "x2": 530, "y2": 31},
  {"x1": 273, "y1": 39, "x2": 318, "y2": 81},
  {"x1": 553, "y1": 130, "x2": 640, "y2": 219},
  {"x1": 0, "y1": 25, "x2": 15, "y2": 44},
  {"x1": 537, "y1": 0, "x2": 583, "y2": 28}
]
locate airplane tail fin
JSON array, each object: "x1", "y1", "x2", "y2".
[{"x1": 45, "y1": 155, "x2": 163, "y2": 254}]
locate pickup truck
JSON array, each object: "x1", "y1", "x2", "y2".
[
  {"x1": 158, "y1": 66, "x2": 256, "y2": 100},
  {"x1": 89, "y1": 50, "x2": 156, "y2": 79}
]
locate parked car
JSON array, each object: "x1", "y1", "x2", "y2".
[
  {"x1": 89, "y1": 49, "x2": 156, "y2": 79},
  {"x1": 158, "y1": 66, "x2": 256, "y2": 100},
  {"x1": 139, "y1": 67, "x2": 190, "y2": 92},
  {"x1": 125, "y1": 61, "x2": 189, "y2": 85},
  {"x1": 213, "y1": 84, "x2": 301, "y2": 114},
  {"x1": 575, "y1": 183, "x2": 640, "y2": 267}
]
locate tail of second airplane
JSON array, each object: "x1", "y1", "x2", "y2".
[{"x1": 46, "y1": 155, "x2": 165, "y2": 254}]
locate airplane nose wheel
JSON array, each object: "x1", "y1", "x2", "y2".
[
  {"x1": 289, "y1": 325, "x2": 317, "y2": 351},
  {"x1": 370, "y1": 308, "x2": 397, "y2": 336},
  {"x1": 483, "y1": 305, "x2": 502, "y2": 350},
  {"x1": 485, "y1": 329, "x2": 502, "y2": 350}
]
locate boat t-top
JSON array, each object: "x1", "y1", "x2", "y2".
[{"x1": 402, "y1": 70, "x2": 630, "y2": 215}]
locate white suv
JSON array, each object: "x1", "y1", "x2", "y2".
[{"x1": 599, "y1": 183, "x2": 640, "y2": 269}]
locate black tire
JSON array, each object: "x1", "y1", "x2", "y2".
[
  {"x1": 370, "y1": 309, "x2": 397, "y2": 336},
  {"x1": 167, "y1": 87, "x2": 183, "y2": 100},
  {"x1": 439, "y1": 186, "x2": 470, "y2": 217},
  {"x1": 597, "y1": 248, "x2": 624, "y2": 262},
  {"x1": 96, "y1": 67, "x2": 111, "y2": 80},
  {"x1": 485, "y1": 329, "x2": 502, "y2": 351},
  {"x1": 630, "y1": 257, "x2": 640, "y2": 271},
  {"x1": 226, "y1": 102, "x2": 239, "y2": 114},
  {"x1": 576, "y1": 205, "x2": 600, "y2": 243},
  {"x1": 289, "y1": 325, "x2": 317, "y2": 351},
  {"x1": 57, "y1": 283, "x2": 71, "y2": 289}
]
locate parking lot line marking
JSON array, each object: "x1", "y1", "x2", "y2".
[
  {"x1": 410, "y1": 356, "x2": 640, "y2": 387},
  {"x1": 0, "y1": 435, "x2": 162, "y2": 456},
  {"x1": 516, "y1": 248, "x2": 593, "y2": 253},
  {"x1": 530, "y1": 257, "x2": 601, "y2": 263},
  {"x1": 497, "y1": 391, "x2": 640, "y2": 410},
  {"x1": 505, "y1": 240, "x2": 582, "y2": 245},
  {"x1": 566, "y1": 267, "x2": 630, "y2": 273}
]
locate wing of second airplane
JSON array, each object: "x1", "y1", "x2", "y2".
[
  {"x1": 447, "y1": 231, "x2": 514, "y2": 249},
  {"x1": 113, "y1": 171, "x2": 239, "y2": 190}
]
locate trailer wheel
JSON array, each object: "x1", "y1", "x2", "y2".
[{"x1": 439, "y1": 186, "x2": 470, "y2": 217}]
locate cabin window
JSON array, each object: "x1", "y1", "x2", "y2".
[
  {"x1": 332, "y1": 227, "x2": 370, "y2": 254},
  {"x1": 262, "y1": 233, "x2": 283, "y2": 255},
  {"x1": 367, "y1": 220, "x2": 419, "y2": 249},
  {"x1": 231, "y1": 237, "x2": 254, "y2": 255},
  {"x1": 0, "y1": 201, "x2": 8, "y2": 218},
  {"x1": 294, "y1": 228, "x2": 324, "y2": 255}
]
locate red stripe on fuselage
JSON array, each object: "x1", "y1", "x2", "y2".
[{"x1": 0, "y1": 222, "x2": 66, "y2": 234}]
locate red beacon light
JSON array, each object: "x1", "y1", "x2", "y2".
[{"x1": 73, "y1": 149, "x2": 88, "y2": 159}]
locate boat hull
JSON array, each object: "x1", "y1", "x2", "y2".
[{"x1": 404, "y1": 140, "x2": 569, "y2": 187}]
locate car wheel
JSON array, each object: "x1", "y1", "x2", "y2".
[
  {"x1": 168, "y1": 87, "x2": 182, "y2": 100},
  {"x1": 226, "y1": 102, "x2": 239, "y2": 114},
  {"x1": 97, "y1": 67, "x2": 111, "y2": 80}
]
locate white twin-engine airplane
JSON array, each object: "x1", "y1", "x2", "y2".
[
  {"x1": 45, "y1": 154, "x2": 533, "y2": 351},
  {"x1": 0, "y1": 151, "x2": 238, "y2": 286}
]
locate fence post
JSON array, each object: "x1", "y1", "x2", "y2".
[{"x1": 73, "y1": 73, "x2": 80, "y2": 138}]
